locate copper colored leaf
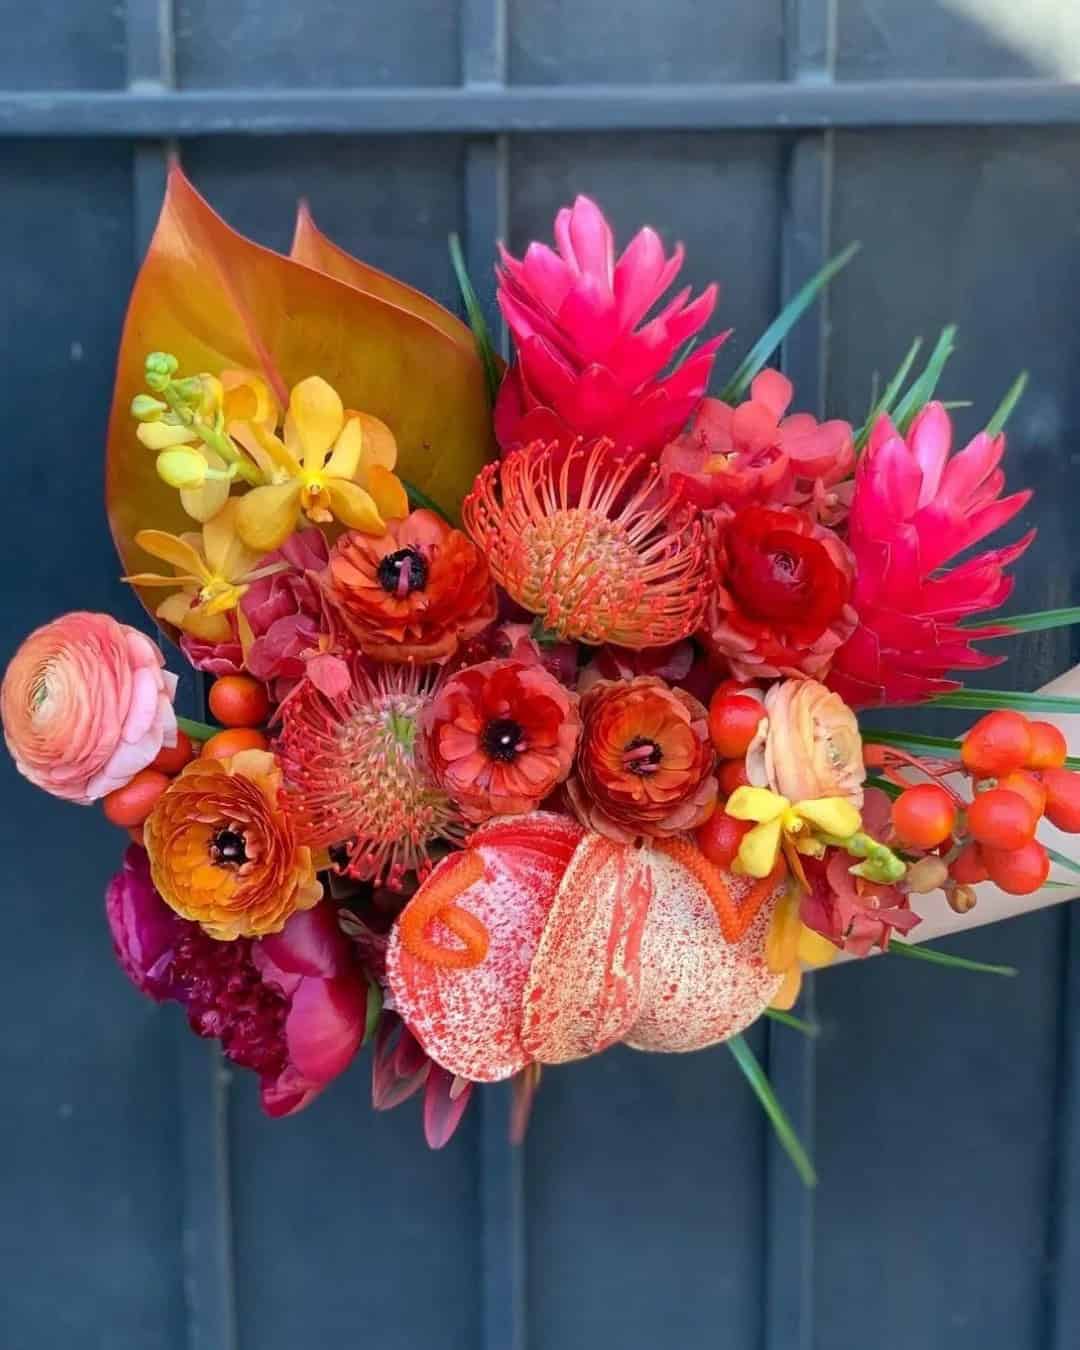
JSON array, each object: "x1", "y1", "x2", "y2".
[{"x1": 107, "y1": 166, "x2": 495, "y2": 620}]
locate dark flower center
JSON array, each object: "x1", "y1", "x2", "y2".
[
  {"x1": 482, "y1": 717, "x2": 525, "y2": 763},
  {"x1": 211, "y1": 828, "x2": 248, "y2": 866},
  {"x1": 623, "y1": 736, "x2": 663, "y2": 775},
  {"x1": 377, "y1": 547, "x2": 428, "y2": 596}
]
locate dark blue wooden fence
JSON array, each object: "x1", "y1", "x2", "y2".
[{"x1": 2, "y1": 2, "x2": 1080, "y2": 1347}]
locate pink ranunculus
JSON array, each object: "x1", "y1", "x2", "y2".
[
  {"x1": 105, "y1": 844, "x2": 184, "y2": 1001},
  {"x1": 241, "y1": 527, "x2": 333, "y2": 703},
  {"x1": 1, "y1": 611, "x2": 178, "y2": 803}
]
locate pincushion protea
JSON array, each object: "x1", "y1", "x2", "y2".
[
  {"x1": 494, "y1": 195, "x2": 727, "y2": 461},
  {"x1": 828, "y1": 403, "x2": 1035, "y2": 707}
]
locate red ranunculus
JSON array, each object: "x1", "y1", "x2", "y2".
[{"x1": 701, "y1": 505, "x2": 856, "y2": 681}]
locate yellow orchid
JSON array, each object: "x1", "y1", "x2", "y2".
[
  {"x1": 123, "y1": 499, "x2": 267, "y2": 642},
  {"x1": 765, "y1": 883, "x2": 839, "y2": 1011},
  {"x1": 233, "y1": 375, "x2": 409, "y2": 551},
  {"x1": 724, "y1": 785, "x2": 862, "y2": 880}
]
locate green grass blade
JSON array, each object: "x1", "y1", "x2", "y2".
[
  {"x1": 929, "y1": 688, "x2": 1080, "y2": 716},
  {"x1": 888, "y1": 939, "x2": 1017, "y2": 977},
  {"x1": 1046, "y1": 847, "x2": 1080, "y2": 878},
  {"x1": 985, "y1": 370, "x2": 1029, "y2": 437},
  {"x1": 865, "y1": 773, "x2": 901, "y2": 800},
  {"x1": 854, "y1": 337, "x2": 924, "y2": 451},
  {"x1": 859, "y1": 727, "x2": 962, "y2": 757},
  {"x1": 176, "y1": 715, "x2": 217, "y2": 742},
  {"x1": 727, "y1": 1034, "x2": 817, "y2": 1187},
  {"x1": 964, "y1": 607, "x2": 1080, "y2": 635},
  {"x1": 891, "y1": 325, "x2": 958, "y2": 432},
  {"x1": 719, "y1": 242, "x2": 860, "y2": 404},
  {"x1": 763, "y1": 1008, "x2": 820, "y2": 1037},
  {"x1": 448, "y1": 232, "x2": 501, "y2": 406}
]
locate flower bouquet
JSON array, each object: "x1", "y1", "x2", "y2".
[{"x1": 5, "y1": 167, "x2": 1079, "y2": 1182}]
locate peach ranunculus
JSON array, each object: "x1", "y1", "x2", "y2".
[
  {"x1": 144, "y1": 749, "x2": 322, "y2": 940},
  {"x1": 746, "y1": 677, "x2": 865, "y2": 809},
  {"x1": 1, "y1": 611, "x2": 178, "y2": 803}
]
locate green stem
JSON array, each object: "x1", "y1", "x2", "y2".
[
  {"x1": 727, "y1": 1034, "x2": 817, "y2": 1187},
  {"x1": 888, "y1": 938, "x2": 1017, "y2": 977},
  {"x1": 177, "y1": 715, "x2": 219, "y2": 742},
  {"x1": 763, "y1": 1008, "x2": 820, "y2": 1037}
]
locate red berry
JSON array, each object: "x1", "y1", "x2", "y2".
[
  {"x1": 708, "y1": 693, "x2": 764, "y2": 759},
  {"x1": 152, "y1": 729, "x2": 194, "y2": 776},
  {"x1": 982, "y1": 840, "x2": 1050, "y2": 896},
  {"x1": 103, "y1": 769, "x2": 171, "y2": 827},
  {"x1": 966, "y1": 787, "x2": 1038, "y2": 850},
  {"x1": 996, "y1": 770, "x2": 1047, "y2": 819},
  {"x1": 1040, "y1": 767, "x2": 1080, "y2": 833},
  {"x1": 208, "y1": 675, "x2": 270, "y2": 729},
  {"x1": 717, "y1": 758, "x2": 751, "y2": 797},
  {"x1": 949, "y1": 842, "x2": 989, "y2": 885},
  {"x1": 201, "y1": 727, "x2": 270, "y2": 761},
  {"x1": 1026, "y1": 720, "x2": 1068, "y2": 770},
  {"x1": 961, "y1": 710, "x2": 1032, "y2": 778},
  {"x1": 891, "y1": 783, "x2": 957, "y2": 849},
  {"x1": 695, "y1": 809, "x2": 752, "y2": 869}
]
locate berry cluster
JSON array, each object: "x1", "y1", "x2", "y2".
[{"x1": 693, "y1": 683, "x2": 761, "y2": 867}]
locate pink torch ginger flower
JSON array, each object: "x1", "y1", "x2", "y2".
[
  {"x1": 494, "y1": 195, "x2": 726, "y2": 462},
  {"x1": 2, "y1": 611, "x2": 178, "y2": 803},
  {"x1": 828, "y1": 403, "x2": 1035, "y2": 707}
]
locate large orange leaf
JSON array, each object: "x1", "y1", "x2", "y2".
[{"x1": 107, "y1": 165, "x2": 495, "y2": 619}]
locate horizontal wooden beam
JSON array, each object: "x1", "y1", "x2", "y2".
[{"x1": 0, "y1": 79, "x2": 1078, "y2": 137}]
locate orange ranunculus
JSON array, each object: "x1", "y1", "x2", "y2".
[
  {"x1": 746, "y1": 678, "x2": 865, "y2": 809},
  {"x1": 324, "y1": 508, "x2": 497, "y2": 664},
  {"x1": 1, "y1": 611, "x2": 178, "y2": 803},
  {"x1": 566, "y1": 676, "x2": 717, "y2": 841},
  {"x1": 144, "y1": 749, "x2": 322, "y2": 940}
]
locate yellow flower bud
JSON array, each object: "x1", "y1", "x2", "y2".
[
  {"x1": 157, "y1": 447, "x2": 209, "y2": 489},
  {"x1": 138, "y1": 421, "x2": 198, "y2": 451},
  {"x1": 131, "y1": 394, "x2": 167, "y2": 422}
]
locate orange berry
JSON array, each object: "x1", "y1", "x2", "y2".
[
  {"x1": 982, "y1": 839, "x2": 1050, "y2": 896},
  {"x1": 1026, "y1": 720, "x2": 1067, "y2": 770},
  {"x1": 208, "y1": 675, "x2": 271, "y2": 729},
  {"x1": 201, "y1": 727, "x2": 270, "y2": 761},
  {"x1": 1040, "y1": 767, "x2": 1080, "y2": 833},
  {"x1": 996, "y1": 770, "x2": 1047, "y2": 819},
  {"x1": 695, "y1": 808, "x2": 752, "y2": 869},
  {"x1": 966, "y1": 787, "x2": 1038, "y2": 850},
  {"x1": 891, "y1": 783, "x2": 957, "y2": 850},
  {"x1": 708, "y1": 692, "x2": 764, "y2": 759},
  {"x1": 151, "y1": 729, "x2": 194, "y2": 776},
  {"x1": 862, "y1": 742, "x2": 887, "y2": 769},
  {"x1": 961, "y1": 710, "x2": 1032, "y2": 778},
  {"x1": 717, "y1": 758, "x2": 751, "y2": 797},
  {"x1": 949, "y1": 842, "x2": 989, "y2": 885},
  {"x1": 103, "y1": 769, "x2": 171, "y2": 827}
]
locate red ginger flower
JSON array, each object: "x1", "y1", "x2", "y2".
[
  {"x1": 324, "y1": 508, "x2": 496, "y2": 665},
  {"x1": 702, "y1": 504, "x2": 856, "y2": 681},
  {"x1": 566, "y1": 676, "x2": 717, "y2": 841},
  {"x1": 422, "y1": 656, "x2": 581, "y2": 823},
  {"x1": 463, "y1": 440, "x2": 710, "y2": 649},
  {"x1": 660, "y1": 369, "x2": 854, "y2": 522},
  {"x1": 494, "y1": 194, "x2": 726, "y2": 462},
  {"x1": 106, "y1": 846, "x2": 367, "y2": 1117},
  {"x1": 828, "y1": 403, "x2": 1035, "y2": 707}
]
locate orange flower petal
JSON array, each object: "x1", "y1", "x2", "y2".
[{"x1": 234, "y1": 480, "x2": 303, "y2": 551}]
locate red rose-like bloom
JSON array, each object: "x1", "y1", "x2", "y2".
[
  {"x1": 702, "y1": 505, "x2": 856, "y2": 681},
  {"x1": 566, "y1": 676, "x2": 717, "y2": 840},
  {"x1": 324, "y1": 509, "x2": 496, "y2": 664},
  {"x1": 422, "y1": 657, "x2": 581, "y2": 823}
]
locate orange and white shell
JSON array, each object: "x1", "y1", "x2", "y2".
[{"x1": 385, "y1": 812, "x2": 785, "y2": 1083}]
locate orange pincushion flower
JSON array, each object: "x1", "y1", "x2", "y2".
[
  {"x1": 144, "y1": 749, "x2": 322, "y2": 940},
  {"x1": 324, "y1": 508, "x2": 496, "y2": 664},
  {"x1": 462, "y1": 441, "x2": 710, "y2": 648},
  {"x1": 566, "y1": 676, "x2": 718, "y2": 841}
]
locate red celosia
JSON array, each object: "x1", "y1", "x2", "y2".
[
  {"x1": 659, "y1": 369, "x2": 854, "y2": 521},
  {"x1": 702, "y1": 504, "x2": 856, "y2": 680},
  {"x1": 422, "y1": 656, "x2": 581, "y2": 823},
  {"x1": 463, "y1": 440, "x2": 710, "y2": 649},
  {"x1": 494, "y1": 194, "x2": 726, "y2": 462},
  {"x1": 828, "y1": 403, "x2": 1035, "y2": 707}
]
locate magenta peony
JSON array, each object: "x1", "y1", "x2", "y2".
[
  {"x1": 2, "y1": 611, "x2": 178, "y2": 803},
  {"x1": 494, "y1": 194, "x2": 726, "y2": 461},
  {"x1": 105, "y1": 844, "x2": 184, "y2": 1001}
]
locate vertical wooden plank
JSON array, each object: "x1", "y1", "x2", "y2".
[
  {"x1": 764, "y1": 6, "x2": 835, "y2": 1349},
  {"x1": 1049, "y1": 904, "x2": 1080, "y2": 1347},
  {"x1": 126, "y1": 6, "x2": 237, "y2": 1350}
]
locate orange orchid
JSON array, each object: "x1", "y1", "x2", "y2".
[
  {"x1": 234, "y1": 376, "x2": 408, "y2": 551},
  {"x1": 123, "y1": 498, "x2": 267, "y2": 642}
]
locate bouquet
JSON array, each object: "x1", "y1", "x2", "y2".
[{"x1": 5, "y1": 167, "x2": 1079, "y2": 1183}]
